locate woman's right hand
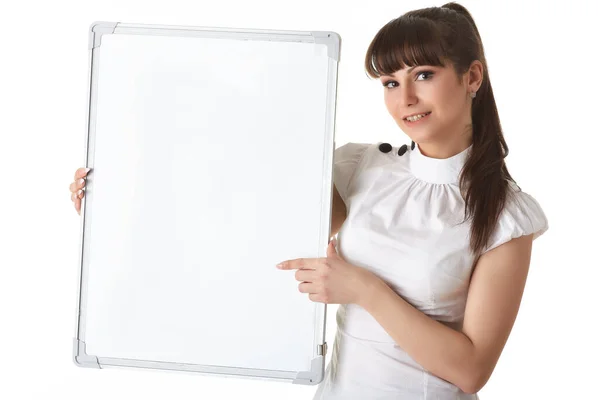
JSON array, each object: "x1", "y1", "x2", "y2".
[{"x1": 70, "y1": 167, "x2": 91, "y2": 215}]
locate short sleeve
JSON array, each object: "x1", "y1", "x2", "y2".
[
  {"x1": 482, "y1": 186, "x2": 549, "y2": 254},
  {"x1": 333, "y1": 142, "x2": 370, "y2": 205}
]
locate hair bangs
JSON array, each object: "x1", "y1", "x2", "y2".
[{"x1": 365, "y1": 17, "x2": 449, "y2": 79}]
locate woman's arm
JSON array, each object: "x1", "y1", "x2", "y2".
[{"x1": 358, "y1": 234, "x2": 534, "y2": 394}]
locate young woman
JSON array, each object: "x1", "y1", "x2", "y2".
[{"x1": 69, "y1": 3, "x2": 548, "y2": 399}]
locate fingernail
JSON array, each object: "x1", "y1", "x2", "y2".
[
  {"x1": 78, "y1": 178, "x2": 85, "y2": 185},
  {"x1": 276, "y1": 263, "x2": 283, "y2": 269},
  {"x1": 84, "y1": 168, "x2": 91, "y2": 173},
  {"x1": 77, "y1": 189, "x2": 82, "y2": 196}
]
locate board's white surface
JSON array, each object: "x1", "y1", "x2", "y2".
[{"x1": 79, "y1": 31, "x2": 334, "y2": 374}]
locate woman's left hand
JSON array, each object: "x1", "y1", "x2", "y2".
[{"x1": 275, "y1": 238, "x2": 378, "y2": 305}]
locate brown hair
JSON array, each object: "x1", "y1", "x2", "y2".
[{"x1": 364, "y1": 2, "x2": 518, "y2": 257}]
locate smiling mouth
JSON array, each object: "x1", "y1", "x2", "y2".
[{"x1": 404, "y1": 112, "x2": 431, "y2": 122}]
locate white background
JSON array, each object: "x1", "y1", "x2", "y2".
[{"x1": 1, "y1": 0, "x2": 598, "y2": 399}]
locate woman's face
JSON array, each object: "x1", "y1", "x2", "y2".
[{"x1": 380, "y1": 61, "x2": 482, "y2": 152}]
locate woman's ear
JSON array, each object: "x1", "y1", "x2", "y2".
[{"x1": 467, "y1": 60, "x2": 484, "y2": 92}]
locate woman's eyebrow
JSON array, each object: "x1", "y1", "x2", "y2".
[{"x1": 380, "y1": 66, "x2": 424, "y2": 78}]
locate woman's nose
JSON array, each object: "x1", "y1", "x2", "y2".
[{"x1": 397, "y1": 86, "x2": 418, "y2": 107}]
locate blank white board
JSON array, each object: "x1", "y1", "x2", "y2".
[{"x1": 73, "y1": 21, "x2": 341, "y2": 385}]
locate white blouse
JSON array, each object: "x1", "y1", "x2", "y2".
[{"x1": 312, "y1": 141, "x2": 549, "y2": 400}]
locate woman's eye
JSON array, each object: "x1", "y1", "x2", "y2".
[
  {"x1": 382, "y1": 71, "x2": 433, "y2": 89},
  {"x1": 417, "y1": 71, "x2": 434, "y2": 80}
]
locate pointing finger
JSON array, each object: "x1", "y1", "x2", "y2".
[{"x1": 276, "y1": 258, "x2": 318, "y2": 270}]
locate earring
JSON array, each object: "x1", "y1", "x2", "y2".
[{"x1": 470, "y1": 91, "x2": 477, "y2": 98}]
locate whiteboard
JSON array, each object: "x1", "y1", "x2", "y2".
[{"x1": 73, "y1": 21, "x2": 340, "y2": 385}]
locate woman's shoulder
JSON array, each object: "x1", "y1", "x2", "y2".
[
  {"x1": 483, "y1": 181, "x2": 549, "y2": 254},
  {"x1": 334, "y1": 141, "x2": 412, "y2": 164},
  {"x1": 334, "y1": 142, "x2": 372, "y2": 161}
]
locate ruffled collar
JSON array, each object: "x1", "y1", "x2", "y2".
[{"x1": 408, "y1": 142, "x2": 472, "y2": 185}]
